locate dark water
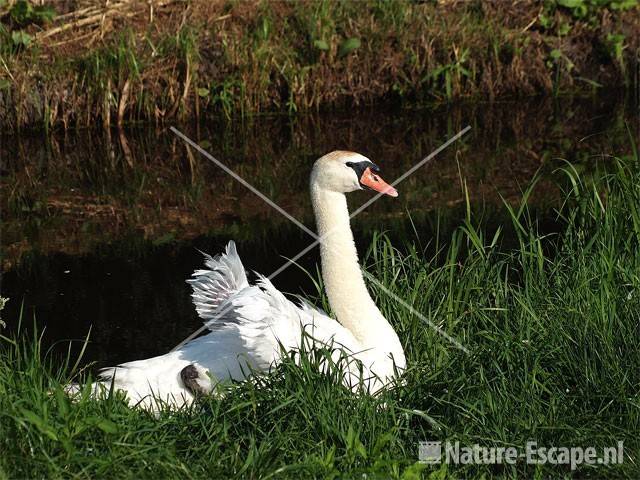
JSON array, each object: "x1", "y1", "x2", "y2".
[{"x1": 1, "y1": 94, "x2": 637, "y2": 369}]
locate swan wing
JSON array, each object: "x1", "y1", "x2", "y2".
[
  {"x1": 187, "y1": 241, "x2": 249, "y2": 328},
  {"x1": 186, "y1": 241, "x2": 354, "y2": 350},
  {"x1": 213, "y1": 275, "x2": 371, "y2": 392},
  {"x1": 199, "y1": 273, "x2": 359, "y2": 363},
  {"x1": 95, "y1": 283, "x2": 362, "y2": 410},
  {"x1": 251, "y1": 275, "x2": 362, "y2": 355},
  {"x1": 93, "y1": 247, "x2": 365, "y2": 410}
]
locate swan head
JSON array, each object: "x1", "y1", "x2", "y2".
[{"x1": 311, "y1": 151, "x2": 398, "y2": 197}]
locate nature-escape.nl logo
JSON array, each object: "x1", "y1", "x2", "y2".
[{"x1": 418, "y1": 440, "x2": 624, "y2": 471}]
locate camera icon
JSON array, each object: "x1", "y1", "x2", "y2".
[{"x1": 419, "y1": 441, "x2": 442, "y2": 464}]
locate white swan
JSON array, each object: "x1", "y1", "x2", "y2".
[{"x1": 86, "y1": 151, "x2": 405, "y2": 409}]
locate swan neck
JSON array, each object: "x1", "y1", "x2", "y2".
[{"x1": 310, "y1": 185, "x2": 388, "y2": 345}]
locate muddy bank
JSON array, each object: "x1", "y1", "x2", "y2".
[{"x1": 0, "y1": 0, "x2": 638, "y2": 130}]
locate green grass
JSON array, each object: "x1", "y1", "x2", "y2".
[
  {"x1": 1, "y1": 149, "x2": 639, "y2": 478},
  {"x1": 3, "y1": 0, "x2": 638, "y2": 130}
]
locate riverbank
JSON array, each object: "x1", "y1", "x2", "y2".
[
  {"x1": 1, "y1": 0, "x2": 638, "y2": 130},
  {"x1": 1, "y1": 151, "x2": 639, "y2": 478}
]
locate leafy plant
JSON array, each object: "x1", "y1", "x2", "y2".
[
  {"x1": 337, "y1": 37, "x2": 361, "y2": 58},
  {"x1": 10, "y1": 28, "x2": 30, "y2": 46},
  {"x1": 8, "y1": 0, "x2": 55, "y2": 25},
  {"x1": 427, "y1": 47, "x2": 471, "y2": 100},
  {"x1": 606, "y1": 33, "x2": 626, "y2": 63},
  {"x1": 538, "y1": 0, "x2": 638, "y2": 32},
  {"x1": 313, "y1": 39, "x2": 329, "y2": 51},
  {"x1": 1, "y1": 0, "x2": 56, "y2": 51}
]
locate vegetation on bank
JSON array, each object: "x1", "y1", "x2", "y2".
[
  {"x1": 1, "y1": 144, "x2": 639, "y2": 478},
  {"x1": 0, "y1": 0, "x2": 638, "y2": 130}
]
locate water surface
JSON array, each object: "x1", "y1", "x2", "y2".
[{"x1": 1, "y1": 94, "x2": 636, "y2": 368}]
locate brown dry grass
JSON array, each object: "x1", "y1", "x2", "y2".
[{"x1": 0, "y1": 0, "x2": 638, "y2": 130}]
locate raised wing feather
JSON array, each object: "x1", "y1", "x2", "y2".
[
  {"x1": 187, "y1": 241, "x2": 249, "y2": 327},
  {"x1": 73, "y1": 242, "x2": 389, "y2": 410}
]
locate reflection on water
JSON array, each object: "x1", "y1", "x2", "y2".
[{"x1": 0, "y1": 94, "x2": 637, "y2": 368}]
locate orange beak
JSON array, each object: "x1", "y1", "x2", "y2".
[{"x1": 360, "y1": 167, "x2": 398, "y2": 197}]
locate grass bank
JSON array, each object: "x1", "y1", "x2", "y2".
[
  {"x1": 0, "y1": 0, "x2": 638, "y2": 130},
  {"x1": 1, "y1": 143, "x2": 639, "y2": 477}
]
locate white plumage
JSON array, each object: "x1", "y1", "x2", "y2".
[{"x1": 75, "y1": 151, "x2": 406, "y2": 410}]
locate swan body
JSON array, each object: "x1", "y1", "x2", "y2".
[{"x1": 83, "y1": 151, "x2": 405, "y2": 410}]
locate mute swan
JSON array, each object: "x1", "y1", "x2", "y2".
[{"x1": 83, "y1": 151, "x2": 406, "y2": 409}]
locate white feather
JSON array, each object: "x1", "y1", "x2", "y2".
[{"x1": 77, "y1": 152, "x2": 406, "y2": 411}]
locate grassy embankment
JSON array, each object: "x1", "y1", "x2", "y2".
[
  {"x1": 0, "y1": 0, "x2": 638, "y2": 130},
  {"x1": 1, "y1": 142, "x2": 639, "y2": 477}
]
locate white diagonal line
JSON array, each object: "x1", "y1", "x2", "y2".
[
  {"x1": 265, "y1": 127, "x2": 472, "y2": 295},
  {"x1": 362, "y1": 271, "x2": 469, "y2": 353},
  {"x1": 170, "y1": 127, "x2": 317, "y2": 239},
  {"x1": 350, "y1": 126, "x2": 471, "y2": 219},
  {"x1": 169, "y1": 126, "x2": 470, "y2": 352}
]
